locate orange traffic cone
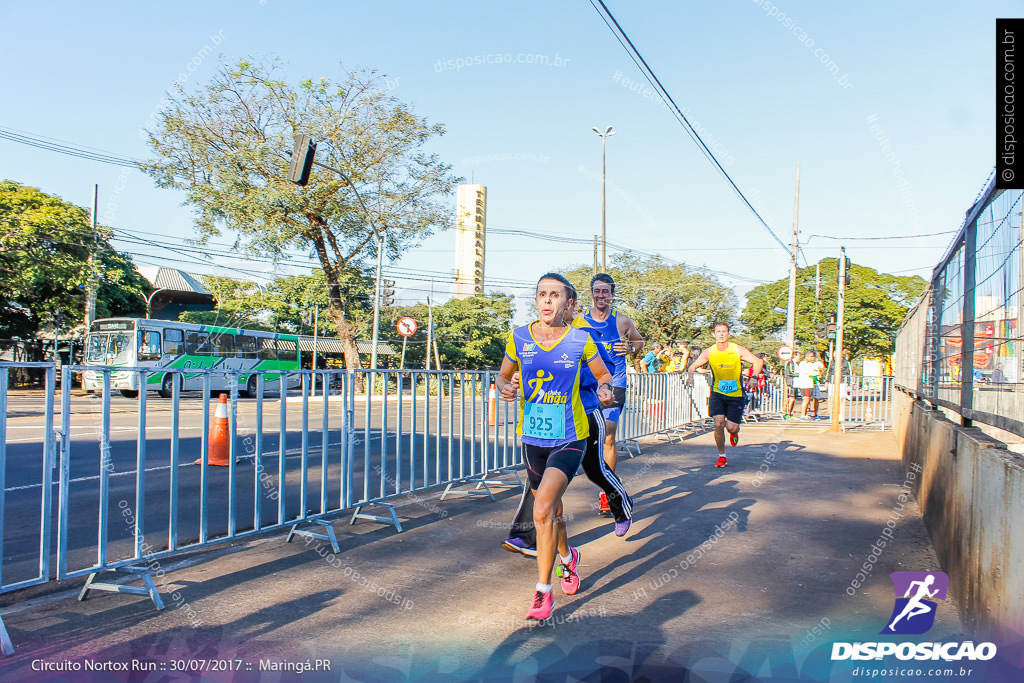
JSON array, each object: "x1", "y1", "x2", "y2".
[
  {"x1": 488, "y1": 383, "x2": 497, "y2": 426},
  {"x1": 195, "y1": 393, "x2": 233, "y2": 466}
]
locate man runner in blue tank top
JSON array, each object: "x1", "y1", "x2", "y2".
[{"x1": 583, "y1": 273, "x2": 644, "y2": 515}]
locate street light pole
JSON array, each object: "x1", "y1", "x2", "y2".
[
  {"x1": 287, "y1": 136, "x2": 387, "y2": 370},
  {"x1": 592, "y1": 125, "x2": 615, "y2": 272}
]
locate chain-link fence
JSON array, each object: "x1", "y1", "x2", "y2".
[{"x1": 895, "y1": 178, "x2": 1024, "y2": 436}]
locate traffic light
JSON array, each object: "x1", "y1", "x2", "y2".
[
  {"x1": 837, "y1": 256, "x2": 852, "y2": 287},
  {"x1": 380, "y1": 279, "x2": 396, "y2": 306},
  {"x1": 288, "y1": 134, "x2": 316, "y2": 186},
  {"x1": 816, "y1": 323, "x2": 827, "y2": 337},
  {"x1": 827, "y1": 322, "x2": 837, "y2": 339}
]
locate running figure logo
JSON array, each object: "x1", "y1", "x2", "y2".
[
  {"x1": 527, "y1": 370, "x2": 553, "y2": 401},
  {"x1": 881, "y1": 571, "x2": 949, "y2": 635}
]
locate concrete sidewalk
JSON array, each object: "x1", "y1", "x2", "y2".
[{"x1": 0, "y1": 425, "x2": 1017, "y2": 681}]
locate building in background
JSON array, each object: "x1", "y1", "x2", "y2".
[
  {"x1": 453, "y1": 184, "x2": 486, "y2": 299},
  {"x1": 136, "y1": 266, "x2": 216, "y2": 320}
]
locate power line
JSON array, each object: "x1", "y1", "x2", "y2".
[
  {"x1": 805, "y1": 230, "x2": 958, "y2": 242},
  {"x1": 588, "y1": 0, "x2": 792, "y2": 258},
  {"x1": 0, "y1": 126, "x2": 141, "y2": 168}
]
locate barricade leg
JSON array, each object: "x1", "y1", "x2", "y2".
[
  {"x1": 440, "y1": 478, "x2": 495, "y2": 501},
  {"x1": 472, "y1": 470, "x2": 522, "y2": 491},
  {"x1": 78, "y1": 566, "x2": 166, "y2": 610},
  {"x1": 0, "y1": 614, "x2": 14, "y2": 656},
  {"x1": 287, "y1": 519, "x2": 341, "y2": 553},
  {"x1": 620, "y1": 438, "x2": 641, "y2": 457},
  {"x1": 350, "y1": 503, "x2": 403, "y2": 533}
]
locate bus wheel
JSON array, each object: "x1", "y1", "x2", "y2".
[
  {"x1": 119, "y1": 390, "x2": 139, "y2": 399},
  {"x1": 158, "y1": 374, "x2": 179, "y2": 399},
  {"x1": 245, "y1": 375, "x2": 258, "y2": 398}
]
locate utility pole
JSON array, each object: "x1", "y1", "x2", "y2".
[
  {"x1": 786, "y1": 163, "x2": 800, "y2": 352},
  {"x1": 593, "y1": 235, "x2": 598, "y2": 275},
  {"x1": 830, "y1": 247, "x2": 847, "y2": 433},
  {"x1": 312, "y1": 304, "x2": 319, "y2": 395},
  {"x1": 84, "y1": 184, "x2": 99, "y2": 329},
  {"x1": 369, "y1": 233, "x2": 385, "y2": 370},
  {"x1": 426, "y1": 280, "x2": 433, "y2": 373}
]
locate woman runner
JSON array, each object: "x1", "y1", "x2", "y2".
[
  {"x1": 496, "y1": 273, "x2": 614, "y2": 620},
  {"x1": 501, "y1": 286, "x2": 634, "y2": 559}
]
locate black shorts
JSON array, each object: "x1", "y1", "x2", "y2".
[
  {"x1": 708, "y1": 392, "x2": 744, "y2": 424},
  {"x1": 788, "y1": 386, "x2": 802, "y2": 399},
  {"x1": 523, "y1": 439, "x2": 586, "y2": 490}
]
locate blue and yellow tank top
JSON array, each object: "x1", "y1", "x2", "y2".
[
  {"x1": 571, "y1": 315, "x2": 614, "y2": 414},
  {"x1": 708, "y1": 342, "x2": 743, "y2": 397},
  {"x1": 504, "y1": 323, "x2": 597, "y2": 446},
  {"x1": 582, "y1": 308, "x2": 627, "y2": 387}
]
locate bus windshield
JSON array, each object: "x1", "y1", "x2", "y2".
[{"x1": 85, "y1": 332, "x2": 134, "y2": 365}]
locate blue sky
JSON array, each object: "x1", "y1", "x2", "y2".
[{"x1": 0, "y1": 1, "x2": 1013, "y2": 322}]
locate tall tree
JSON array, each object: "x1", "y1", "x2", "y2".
[
  {"x1": 562, "y1": 254, "x2": 737, "y2": 346},
  {"x1": 740, "y1": 257, "x2": 927, "y2": 358},
  {"x1": 142, "y1": 58, "x2": 458, "y2": 370},
  {"x1": 0, "y1": 180, "x2": 146, "y2": 338}
]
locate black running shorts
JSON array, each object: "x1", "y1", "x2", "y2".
[
  {"x1": 708, "y1": 391, "x2": 744, "y2": 424},
  {"x1": 523, "y1": 439, "x2": 586, "y2": 490}
]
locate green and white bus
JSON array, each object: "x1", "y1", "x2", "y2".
[{"x1": 82, "y1": 318, "x2": 302, "y2": 398}]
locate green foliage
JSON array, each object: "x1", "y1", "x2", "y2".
[
  {"x1": 561, "y1": 253, "x2": 738, "y2": 347},
  {"x1": 377, "y1": 294, "x2": 515, "y2": 369},
  {"x1": 141, "y1": 57, "x2": 458, "y2": 368},
  {"x1": 0, "y1": 180, "x2": 146, "y2": 338},
  {"x1": 740, "y1": 257, "x2": 927, "y2": 358}
]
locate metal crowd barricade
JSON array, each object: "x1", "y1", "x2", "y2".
[
  {"x1": 346, "y1": 370, "x2": 523, "y2": 531},
  {"x1": 618, "y1": 372, "x2": 711, "y2": 454},
  {"x1": 839, "y1": 375, "x2": 894, "y2": 431},
  {"x1": 54, "y1": 366, "x2": 355, "y2": 606},
  {"x1": 0, "y1": 361, "x2": 57, "y2": 655}
]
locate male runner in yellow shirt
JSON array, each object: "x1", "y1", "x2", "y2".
[{"x1": 685, "y1": 322, "x2": 763, "y2": 467}]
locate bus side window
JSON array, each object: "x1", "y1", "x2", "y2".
[
  {"x1": 213, "y1": 334, "x2": 236, "y2": 357},
  {"x1": 277, "y1": 339, "x2": 298, "y2": 362},
  {"x1": 139, "y1": 330, "x2": 162, "y2": 361},
  {"x1": 164, "y1": 329, "x2": 183, "y2": 355},
  {"x1": 187, "y1": 332, "x2": 211, "y2": 355},
  {"x1": 238, "y1": 335, "x2": 257, "y2": 359},
  {"x1": 258, "y1": 338, "x2": 277, "y2": 360}
]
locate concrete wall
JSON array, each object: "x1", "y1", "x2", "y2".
[{"x1": 894, "y1": 391, "x2": 1024, "y2": 645}]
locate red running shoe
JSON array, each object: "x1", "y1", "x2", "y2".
[
  {"x1": 598, "y1": 492, "x2": 611, "y2": 516},
  {"x1": 715, "y1": 455, "x2": 728, "y2": 468},
  {"x1": 730, "y1": 433, "x2": 739, "y2": 447}
]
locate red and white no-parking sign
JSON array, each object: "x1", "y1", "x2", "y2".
[
  {"x1": 396, "y1": 317, "x2": 418, "y2": 337},
  {"x1": 777, "y1": 345, "x2": 793, "y2": 362}
]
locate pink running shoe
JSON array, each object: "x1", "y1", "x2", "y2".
[
  {"x1": 525, "y1": 590, "x2": 553, "y2": 620},
  {"x1": 556, "y1": 547, "x2": 581, "y2": 595}
]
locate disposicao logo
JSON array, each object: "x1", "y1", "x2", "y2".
[
  {"x1": 831, "y1": 571, "x2": 997, "y2": 663},
  {"x1": 882, "y1": 571, "x2": 948, "y2": 635}
]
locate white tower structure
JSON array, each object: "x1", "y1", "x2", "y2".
[{"x1": 454, "y1": 184, "x2": 486, "y2": 299}]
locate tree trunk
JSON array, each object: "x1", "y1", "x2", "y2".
[{"x1": 328, "y1": 303, "x2": 365, "y2": 392}]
